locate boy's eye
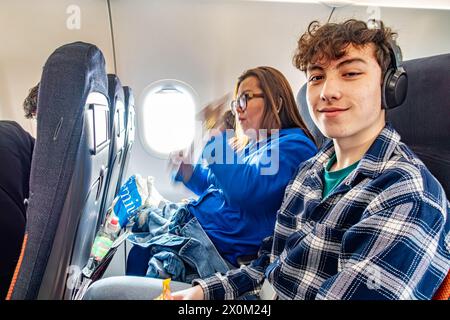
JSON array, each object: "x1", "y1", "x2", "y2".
[
  {"x1": 343, "y1": 72, "x2": 362, "y2": 77},
  {"x1": 309, "y1": 75, "x2": 324, "y2": 82}
]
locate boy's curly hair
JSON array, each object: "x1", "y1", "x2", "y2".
[{"x1": 293, "y1": 19, "x2": 398, "y2": 77}]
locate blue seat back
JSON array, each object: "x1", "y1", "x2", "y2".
[
  {"x1": 98, "y1": 75, "x2": 126, "y2": 226},
  {"x1": 387, "y1": 53, "x2": 450, "y2": 197},
  {"x1": 117, "y1": 86, "x2": 136, "y2": 190},
  {"x1": 296, "y1": 84, "x2": 328, "y2": 149},
  {"x1": 10, "y1": 42, "x2": 110, "y2": 300}
]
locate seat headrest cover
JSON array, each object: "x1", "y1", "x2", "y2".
[
  {"x1": 387, "y1": 54, "x2": 450, "y2": 148},
  {"x1": 107, "y1": 74, "x2": 125, "y2": 113},
  {"x1": 123, "y1": 86, "x2": 135, "y2": 109},
  {"x1": 387, "y1": 53, "x2": 450, "y2": 197}
]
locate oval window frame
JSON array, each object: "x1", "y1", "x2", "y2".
[{"x1": 137, "y1": 79, "x2": 199, "y2": 159}]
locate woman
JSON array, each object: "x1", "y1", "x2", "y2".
[
  {"x1": 168, "y1": 66, "x2": 317, "y2": 266},
  {"x1": 83, "y1": 66, "x2": 317, "y2": 299}
]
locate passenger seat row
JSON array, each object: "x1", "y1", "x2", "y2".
[{"x1": 6, "y1": 42, "x2": 135, "y2": 300}]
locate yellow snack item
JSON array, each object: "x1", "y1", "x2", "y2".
[{"x1": 154, "y1": 278, "x2": 172, "y2": 300}]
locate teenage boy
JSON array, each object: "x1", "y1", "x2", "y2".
[{"x1": 176, "y1": 19, "x2": 450, "y2": 300}]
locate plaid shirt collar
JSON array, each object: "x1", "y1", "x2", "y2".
[{"x1": 308, "y1": 123, "x2": 402, "y2": 187}]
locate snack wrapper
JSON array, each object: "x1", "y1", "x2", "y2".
[
  {"x1": 154, "y1": 278, "x2": 172, "y2": 300},
  {"x1": 113, "y1": 174, "x2": 150, "y2": 227}
]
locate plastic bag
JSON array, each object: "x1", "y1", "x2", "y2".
[{"x1": 113, "y1": 174, "x2": 150, "y2": 228}]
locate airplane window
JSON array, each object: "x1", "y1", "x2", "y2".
[
  {"x1": 86, "y1": 92, "x2": 109, "y2": 154},
  {"x1": 116, "y1": 100, "x2": 125, "y2": 137},
  {"x1": 140, "y1": 80, "x2": 196, "y2": 156},
  {"x1": 130, "y1": 111, "x2": 135, "y2": 131},
  {"x1": 93, "y1": 106, "x2": 109, "y2": 150},
  {"x1": 87, "y1": 108, "x2": 95, "y2": 151},
  {"x1": 116, "y1": 110, "x2": 121, "y2": 135}
]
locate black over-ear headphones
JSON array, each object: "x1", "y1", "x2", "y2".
[{"x1": 382, "y1": 41, "x2": 408, "y2": 109}]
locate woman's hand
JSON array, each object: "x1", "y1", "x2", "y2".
[
  {"x1": 197, "y1": 94, "x2": 233, "y2": 135},
  {"x1": 168, "y1": 145, "x2": 195, "y2": 183},
  {"x1": 171, "y1": 285, "x2": 205, "y2": 300}
]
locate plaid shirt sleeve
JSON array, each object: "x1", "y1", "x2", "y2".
[{"x1": 316, "y1": 195, "x2": 450, "y2": 300}]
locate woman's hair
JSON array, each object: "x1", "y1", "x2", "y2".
[
  {"x1": 231, "y1": 66, "x2": 315, "y2": 149},
  {"x1": 23, "y1": 83, "x2": 39, "y2": 119}
]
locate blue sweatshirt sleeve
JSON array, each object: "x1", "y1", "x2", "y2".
[
  {"x1": 173, "y1": 162, "x2": 212, "y2": 196},
  {"x1": 184, "y1": 164, "x2": 212, "y2": 196},
  {"x1": 173, "y1": 135, "x2": 221, "y2": 196},
  {"x1": 203, "y1": 130, "x2": 317, "y2": 210}
]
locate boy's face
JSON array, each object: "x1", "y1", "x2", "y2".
[{"x1": 306, "y1": 43, "x2": 385, "y2": 141}]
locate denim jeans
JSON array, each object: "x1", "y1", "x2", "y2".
[{"x1": 127, "y1": 203, "x2": 230, "y2": 283}]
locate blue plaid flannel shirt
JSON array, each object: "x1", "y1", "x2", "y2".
[{"x1": 193, "y1": 124, "x2": 450, "y2": 300}]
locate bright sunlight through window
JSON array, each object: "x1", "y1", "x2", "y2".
[{"x1": 141, "y1": 80, "x2": 196, "y2": 155}]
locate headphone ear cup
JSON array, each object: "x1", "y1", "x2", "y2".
[
  {"x1": 383, "y1": 68, "x2": 408, "y2": 109},
  {"x1": 392, "y1": 70, "x2": 408, "y2": 108},
  {"x1": 382, "y1": 68, "x2": 394, "y2": 109}
]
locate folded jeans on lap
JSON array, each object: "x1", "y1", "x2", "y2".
[{"x1": 127, "y1": 203, "x2": 230, "y2": 282}]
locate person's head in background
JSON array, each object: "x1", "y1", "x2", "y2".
[
  {"x1": 23, "y1": 83, "x2": 39, "y2": 119},
  {"x1": 231, "y1": 66, "x2": 315, "y2": 148},
  {"x1": 293, "y1": 19, "x2": 399, "y2": 147}
]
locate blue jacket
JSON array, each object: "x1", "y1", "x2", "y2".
[{"x1": 175, "y1": 128, "x2": 317, "y2": 266}]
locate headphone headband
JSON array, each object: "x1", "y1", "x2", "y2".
[
  {"x1": 387, "y1": 40, "x2": 403, "y2": 70},
  {"x1": 382, "y1": 40, "x2": 408, "y2": 109}
]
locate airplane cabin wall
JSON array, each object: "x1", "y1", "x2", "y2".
[
  {"x1": 0, "y1": 0, "x2": 114, "y2": 135},
  {"x1": 110, "y1": 0, "x2": 450, "y2": 201},
  {"x1": 0, "y1": 0, "x2": 449, "y2": 202}
]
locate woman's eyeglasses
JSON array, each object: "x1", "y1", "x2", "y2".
[{"x1": 230, "y1": 92, "x2": 264, "y2": 115}]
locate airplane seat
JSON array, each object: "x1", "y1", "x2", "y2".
[
  {"x1": 387, "y1": 53, "x2": 450, "y2": 198},
  {"x1": 296, "y1": 84, "x2": 328, "y2": 149},
  {"x1": 296, "y1": 53, "x2": 450, "y2": 300},
  {"x1": 98, "y1": 75, "x2": 126, "y2": 226},
  {"x1": 117, "y1": 86, "x2": 136, "y2": 191},
  {"x1": 96, "y1": 87, "x2": 136, "y2": 280},
  {"x1": 7, "y1": 42, "x2": 110, "y2": 300},
  {"x1": 387, "y1": 53, "x2": 450, "y2": 300}
]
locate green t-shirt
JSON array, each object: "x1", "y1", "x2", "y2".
[{"x1": 323, "y1": 154, "x2": 359, "y2": 198}]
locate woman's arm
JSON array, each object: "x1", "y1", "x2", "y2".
[{"x1": 204, "y1": 131, "x2": 317, "y2": 210}]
